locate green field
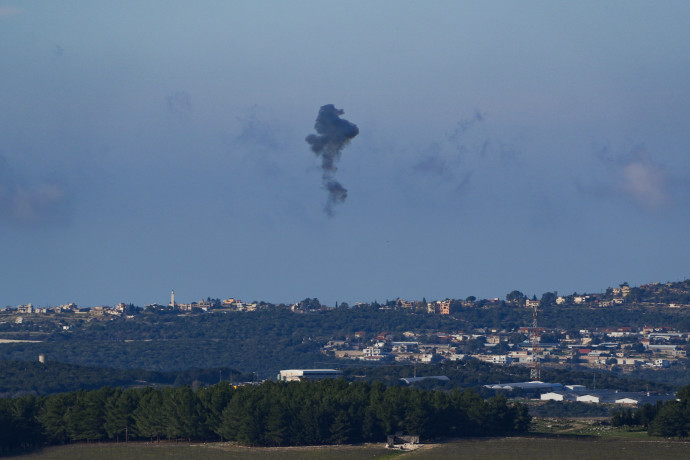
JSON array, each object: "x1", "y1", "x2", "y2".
[{"x1": 6, "y1": 437, "x2": 690, "y2": 460}]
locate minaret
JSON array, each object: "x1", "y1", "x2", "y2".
[{"x1": 171, "y1": 289, "x2": 175, "y2": 308}]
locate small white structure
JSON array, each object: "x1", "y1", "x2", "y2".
[
  {"x1": 278, "y1": 369, "x2": 343, "y2": 382},
  {"x1": 577, "y1": 394, "x2": 601, "y2": 403},
  {"x1": 541, "y1": 392, "x2": 577, "y2": 402},
  {"x1": 615, "y1": 397, "x2": 641, "y2": 405}
]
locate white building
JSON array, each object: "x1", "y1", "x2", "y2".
[
  {"x1": 278, "y1": 369, "x2": 343, "y2": 382},
  {"x1": 541, "y1": 392, "x2": 577, "y2": 401}
]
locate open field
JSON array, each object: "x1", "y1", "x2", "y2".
[
  {"x1": 410, "y1": 438, "x2": 690, "y2": 459},
  {"x1": 3, "y1": 443, "x2": 400, "y2": 460},
  {"x1": 5, "y1": 437, "x2": 690, "y2": 460}
]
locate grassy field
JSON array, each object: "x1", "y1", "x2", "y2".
[
  {"x1": 4, "y1": 420, "x2": 686, "y2": 460},
  {"x1": 5, "y1": 437, "x2": 690, "y2": 460},
  {"x1": 4, "y1": 443, "x2": 401, "y2": 460},
  {"x1": 408, "y1": 438, "x2": 690, "y2": 460}
]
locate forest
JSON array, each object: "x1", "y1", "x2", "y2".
[{"x1": 0, "y1": 379, "x2": 530, "y2": 452}]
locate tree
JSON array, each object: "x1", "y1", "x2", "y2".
[
  {"x1": 37, "y1": 393, "x2": 75, "y2": 444},
  {"x1": 264, "y1": 399, "x2": 292, "y2": 446},
  {"x1": 162, "y1": 386, "x2": 206, "y2": 441},
  {"x1": 104, "y1": 388, "x2": 139, "y2": 442},
  {"x1": 648, "y1": 401, "x2": 687, "y2": 437},
  {"x1": 329, "y1": 410, "x2": 353, "y2": 444},
  {"x1": 508, "y1": 333, "x2": 527, "y2": 345},
  {"x1": 133, "y1": 388, "x2": 165, "y2": 442},
  {"x1": 540, "y1": 292, "x2": 557, "y2": 307},
  {"x1": 506, "y1": 290, "x2": 526, "y2": 306},
  {"x1": 198, "y1": 382, "x2": 235, "y2": 440},
  {"x1": 66, "y1": 388, "x2": 111, "y2": 442}
]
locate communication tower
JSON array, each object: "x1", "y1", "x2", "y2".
[{"x1": 530, "y1": 303, "x2": 541, "y2": 380}]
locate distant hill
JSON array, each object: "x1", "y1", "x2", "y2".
[
  {"x1": 0, "y1": 280, "x2": 689, "y2": 376},
  {"x1": 0, "y1": 360, "x2": 249, "y2": 398}
]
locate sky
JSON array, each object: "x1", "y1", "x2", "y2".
[{"x1": 1, "y1": 1, "x2": 690, "y2": 307}]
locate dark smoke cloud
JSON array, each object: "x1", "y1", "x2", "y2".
[
  {"x1": 450, "y1": 109, "x2": 483, "y2": 139},
  {"x1": 305, "y1": 104, "x2": 359, "y2": 216},
  {"x1": 412, "y1": 111, "x2": 486, "y2": 192}
]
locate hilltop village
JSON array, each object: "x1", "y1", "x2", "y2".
[{"x1": 3, "y1": 280, "x2": 690, "y2": 377}]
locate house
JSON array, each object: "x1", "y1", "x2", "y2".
[
  {"x1": 617, "y1": 358, "x2": 642, "y2": 366},
  {"x1": 525, "y1": 299, "x2": 539, "y2": 308},
  {"x1": 489, "y1": 355, "x2": 515, "y2": 365},
  {"x1": 654, "y1": 359, "x2": 670, "y2": 368},
  {"x1": 392, "y1": 342, "x2": 419, "y2": 353},
  {"x1": 333, "y1": 350, "x2": 364, "y2": 359}
]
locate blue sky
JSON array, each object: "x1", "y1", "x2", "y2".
[{"x1": 1, "y1": 1, "x2": 689, "y2": 307}]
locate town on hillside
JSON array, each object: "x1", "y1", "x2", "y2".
[{"x1": 3, "y1": 280, "x2": 690, "y2": 377}]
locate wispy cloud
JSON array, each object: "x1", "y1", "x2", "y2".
[
  {"x1": 620, "y1": 157, "x2": 669, "y2": 209},
  {"x1": 412, "y1": 143, "x2": 450, "y2": 177},
  {"x1": 235, "y1": 108, "x2": 280, "y2": 150},
  {"x1": 0, "y1": 157, "x2": 70, "y2": 226},
  {"x1": 0, "y1": 183, "x2": 67, "y2": 225},
  {"x1": 591, "y1": 146, "x2": 673, "y2": 212}
]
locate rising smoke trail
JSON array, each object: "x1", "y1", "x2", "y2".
[{"x1": 305, "y1": 104, "x2": 359, "y2": 216}]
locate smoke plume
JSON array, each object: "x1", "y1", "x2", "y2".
[{"x1": 305, "y1": 104, "x2": 359, "y2": 216}]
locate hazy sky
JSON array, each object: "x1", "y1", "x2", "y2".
[{"x1": 2, "y1": 1, "x2": 690, "y2": 307}]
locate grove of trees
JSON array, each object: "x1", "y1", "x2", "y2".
[
  {"x1": 0, "y1": 379, "x2": 530, "y2": 452},
  {"x1": 612, "y1": 385, "x2": 690, "y2": 437}
]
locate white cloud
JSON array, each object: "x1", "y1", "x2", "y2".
[
  {"x1": 620, "y1": 159, "x2": 669, "y2": 210},
  {"x1": 590, "y1": 147, "x2": 674, "y2": 212}
]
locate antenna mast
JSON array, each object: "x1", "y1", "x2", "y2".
[{"x1": 530, "y1": 303, "x2": 541, "y2": 381}]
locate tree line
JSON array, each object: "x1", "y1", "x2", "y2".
[
  {"x1": 0, "y1": 379, "x2": 530, "y2": 452},
  {"x1": 612, "y1": 385, "x2": 690, "y2": 437}
]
